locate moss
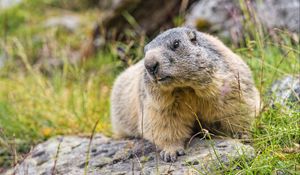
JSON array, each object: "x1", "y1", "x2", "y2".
[{"x1": 195, "y1": 18, "x2": 212, "y2": 31}]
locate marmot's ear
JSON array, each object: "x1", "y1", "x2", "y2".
[{"x1": 187, "y1": 30, "x2": 197, "y2": 44}]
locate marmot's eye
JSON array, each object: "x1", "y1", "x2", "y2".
[{"x1": 172, "y1": 40, "x2": 180, "y2": 50}]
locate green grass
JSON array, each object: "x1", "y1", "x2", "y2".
[
  {"x1": 0, "y1": 0, "x2": 299, "y2": 174},
  {"x1": 207, "y1": 106, "x2": 300, "y2": 174},
  {"x1": 0, "y1": 53, "x2": 120, "y2": 167}
]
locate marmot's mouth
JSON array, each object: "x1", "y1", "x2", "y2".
[{"x1": 157, "y1": 76, "x2": 172, "y2": 82}]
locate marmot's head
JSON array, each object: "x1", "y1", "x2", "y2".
[{"x1": 144, "y1": 27, "x2": 223, "y2": 89}]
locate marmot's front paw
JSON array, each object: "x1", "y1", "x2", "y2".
[{"x1": 160, "y1": 148, "x2": 185, "y2": 162}]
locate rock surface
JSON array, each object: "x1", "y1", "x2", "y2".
[
  {"x1": 269, "y1": 74, "x2": 300, "y2": 108},
  {"x1": 256, "y1": 0, "x2": 300, "y2": 33},
  {"x1": 5, "y1": 135, "x2": 255, "y2": 175},
  {"x1": 185, "y1": 0, "x2": 300, "y2": 39},
  {"x1": 185, "y1": 0, "x2": 241, "y2": 39}
]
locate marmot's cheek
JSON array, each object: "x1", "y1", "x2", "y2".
[{"x1": 220, "y1": 81, "x2": 232, "y2": 97}]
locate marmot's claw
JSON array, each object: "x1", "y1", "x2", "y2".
[
  {"x1": 160, "y1": 150, "x2": 177, "y2": 162},
  {"x1": 160, "y1": 148, "x2": 185, "y2": 162},
  {"x1": 176, "y1": 149, "x2": 185, "y2": 156}
]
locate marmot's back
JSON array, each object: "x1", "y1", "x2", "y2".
[{"x1": 202, "y1": 33, "x2": 261, "y2": 116}]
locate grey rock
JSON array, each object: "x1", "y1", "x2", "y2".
[
  {"x1": 269, "y1": 75, "x2": 300, "y2": 108},
  {"x1": 5, "y1": 134, "x2": 255, "y2": 175},
  {"x1": 257, "y1": 0, "x2": 300, "y2": 33},
  {"x1": 185, "y1": 0, "x2": 300, "y2": 39},
  {"x1": 44, "y1": 15, "x2": 80, "y2": 32},
  {"x1": 185, "y1": 0, "x2": 241, "y2": 39}
]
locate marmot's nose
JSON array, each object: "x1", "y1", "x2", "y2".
[{"x1": 145, "y1": 60, "x2": 159, "y2": 77}]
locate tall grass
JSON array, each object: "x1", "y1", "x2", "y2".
[
  {"x1": 198, "y1": 1, "x2": 300, "y2": 174},
  {"x1": 0, "y1": 53, "x2": 118, "y2": 168},
  {"x1": 0, "y1": 1, "x2": 121, "y2": 168}
]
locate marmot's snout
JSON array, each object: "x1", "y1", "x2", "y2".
[
  {"x1": 145, "y1": 55, "x2": 159, "y2": 78},
  {"x1": 144, "y1": 48, "x2": 170, "y2": 82}
]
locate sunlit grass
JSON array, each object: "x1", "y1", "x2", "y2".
[{"x1": 0, "y1": 57, "x2": 121, "y2": 167}]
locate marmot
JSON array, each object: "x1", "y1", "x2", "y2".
[{"x1": 110, "y1": 27, "x2": 260, "y2": 162}]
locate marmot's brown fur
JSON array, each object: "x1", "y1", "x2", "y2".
[{"x1": 110, "y1": 27, "x2": 260, "y2": 162}]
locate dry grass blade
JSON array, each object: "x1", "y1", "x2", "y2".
[
  {"x1": 52, "y1": 137, "x2": 63, "y2": 175},
  {"x1": 84, "y1": 117, "x2": 101, "y2": 175}
]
